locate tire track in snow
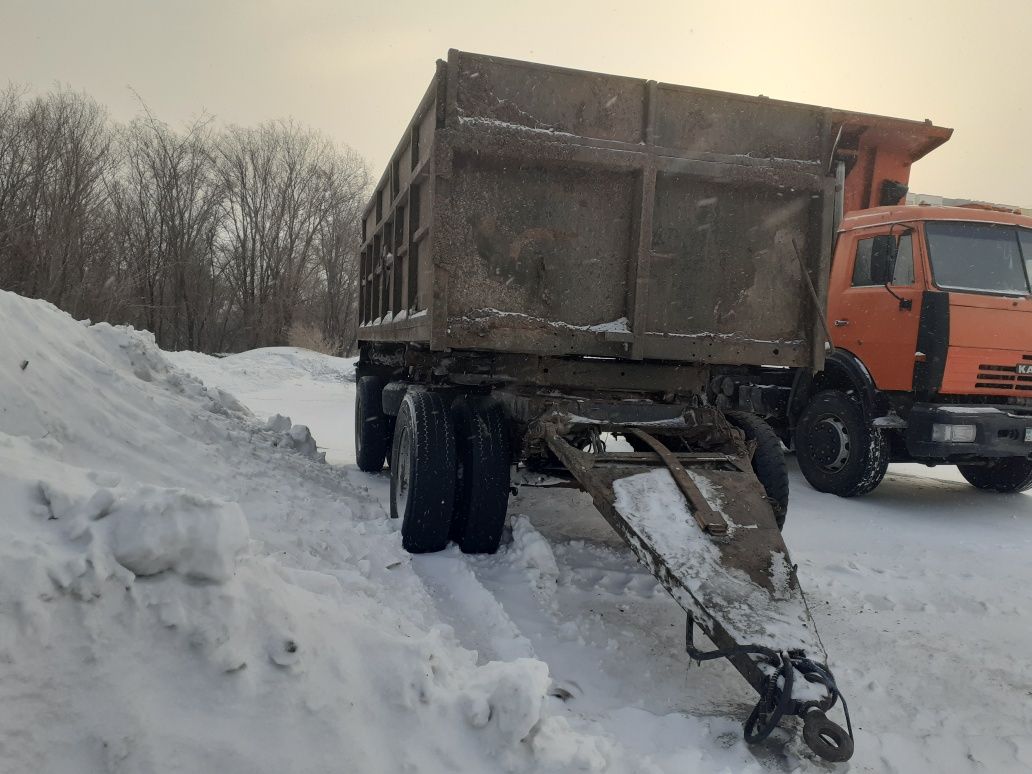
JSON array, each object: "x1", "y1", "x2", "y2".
[{"x1": 411, "y1": 547, "x2": 536, "y2": 663}]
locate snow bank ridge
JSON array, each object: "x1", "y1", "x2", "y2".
[{"x1": 0, "y1": 290, "x2": 630, "y2": 773}]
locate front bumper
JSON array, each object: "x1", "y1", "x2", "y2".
[{"x1": 906, "y1": 403, "x2": 1032, "y2": 460}]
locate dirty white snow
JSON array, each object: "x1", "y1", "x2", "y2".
[{"x1": 4, "y1": 288, "x2": 1032, "y2": 773}]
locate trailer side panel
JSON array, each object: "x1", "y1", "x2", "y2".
[{"x1": 359, "y1": 50, "x2": 840, "y2": 370}]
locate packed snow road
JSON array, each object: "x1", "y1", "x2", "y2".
[
  {"x1": 176, "y1": 345, "x2": 1032, "y2": 774},
  {"x1": 2, "y1": 292, "x2": 1029, "y2": 773}
]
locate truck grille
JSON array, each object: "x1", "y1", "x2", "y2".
[{"x1": 976, "y1": 355, "x2": 1032, "y2": 391}]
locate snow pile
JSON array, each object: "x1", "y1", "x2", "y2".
[
  {"x1": 168, "y1": 348, "x2": 356, "y2": 464},
  {"x1": 170, "y1": 346, "x2": 355, "y2": 396},
  {"x1": 0, "y1": 291, "x2": 628, "y2": 773}
]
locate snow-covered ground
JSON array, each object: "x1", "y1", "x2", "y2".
[{"x1": 3, "y1": 290, "x2": 1031, "y2": 773}]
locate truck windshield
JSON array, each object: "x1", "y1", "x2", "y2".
[{"x1": 925, "y1": 221, "x2": 1032, "y2": 296}]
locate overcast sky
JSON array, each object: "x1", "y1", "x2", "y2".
[{"x1": 2, "y1": 0, "x2": 1029, "y2": 206}]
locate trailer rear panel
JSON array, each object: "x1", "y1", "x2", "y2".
[{"x1": 358, "y1": 50, "x2": 841, "y2": 369}]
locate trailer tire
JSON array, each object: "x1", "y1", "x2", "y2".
[
  {"x1": 794, "y1": 390, "x2": 888, "y2": 497},
  {"x1": 356, "y1": 376, "x2": 392, "y2": 472},
  {"x1": 391, "y1": 390, "x2": 457, "y2": 553},
  {"x1": 451, "y1": 397, "x2": 511, "y2": 554},
  {"x1": 958, "y1": 458, "x2": 1032, "y2": 493},
  {"x1": 725, "y1": 412, "x2": 789, "y2": 530}
]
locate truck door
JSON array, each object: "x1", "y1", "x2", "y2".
[{"x1": 829, "y1": 226, "x2": 924, "y2": 391}]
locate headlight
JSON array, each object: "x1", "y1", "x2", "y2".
[{"x1": 931, "y1": 423, "x2": 977, "y2": 443}]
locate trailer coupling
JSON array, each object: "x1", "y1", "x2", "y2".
[
  {"x1": 686, "y1": 613, "x2": 854, "y2": 762},
  {"x1": 538, "y1": 413, "x2": 854, "y2": 762}
]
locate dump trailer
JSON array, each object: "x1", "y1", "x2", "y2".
[
  {"x1": 355, "y1": 50, "x2": 857, "y2": 761},
  {"x1": 710, "y1": 117, "x2": 1032, "y2": 497}
]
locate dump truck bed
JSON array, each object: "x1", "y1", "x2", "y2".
[{"x1": 358, "y1": 50, "x2": 841, "y2": 370}]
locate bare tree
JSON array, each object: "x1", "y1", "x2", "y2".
[
  {"x1": 0, "y1": 87, "x2": 117, "y2": 319},
  {"x1": 216, "y1": 120, "x2": 367, "y2": 351},
  {"x1": 0, "y1": 84, "x2": 368, "y2": 355},
  {"x1": 110, "y1": 109, "x2": 224, "y2": 350},
  {"x1": 314, "y1": 175, "x2": 366, "y2": 353},
  {"x1": 0, "y1": 86, "x2": 32, "y2": 265}
]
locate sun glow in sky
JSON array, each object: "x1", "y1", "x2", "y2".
[{"x1": 2, "y1": 0, "x2": 1030, "y2": 206}]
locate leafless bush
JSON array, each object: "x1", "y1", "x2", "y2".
[{"x1": 286, "y1": 321, "x2": 336, "y2": 355}]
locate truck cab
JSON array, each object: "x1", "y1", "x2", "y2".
[
  {"x1": 714, "y1": 204, "x2": 1032, "y2": 497},
  {"x1": 831, "y1": 206, "x2": 1032, "y2": 404},
  {"x1": 714, "y1": 109, "x2": 1032, "y2": 497},
  {"x1": 797, "y1": 205, "x2": 1032, "y2": 493}
]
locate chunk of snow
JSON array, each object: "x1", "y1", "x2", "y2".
[
  {"x1": 108, "y1": 487, "x2": 249, "y2": 582},
  {"x1": 266, "y1": 413, "x2": 292, "y2": 432}
]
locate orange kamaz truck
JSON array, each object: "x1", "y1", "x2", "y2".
[{"x1": 714, "y1": 115, "x2": 1032, "y2": 496}]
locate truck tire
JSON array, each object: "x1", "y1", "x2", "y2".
[
  {"x1": 726, "y1": 412, "x2": 789, "y2": 530},
  {"x1": 957, "y1": 458, "x2": 1032, "y2": 493},
  {"x1": 356, "y1": 376, "x2": 391, "y2": 472},
  {"x1": 391, "y1": 390, "x2": 457, "y2": 553},
  {"x1": 451, "y1": 397, "x2": 511, "y2": 553},
  {"x1": 794, "y1": 390, "x2": 888, "y2": 497}
]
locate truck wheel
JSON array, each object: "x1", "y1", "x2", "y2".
[
  {"x1": 391, "y1": 390, "x2": 457, "y2": 553},
  {"x1": 794, "y1": 390, "x2": 888, "y2": 497},
  {"x1": 356, "y1": 376, "x2": 392, "y2": 472},
  {"x1": 958, "y1": 458, "x2": 1032, "y2": 493},
  {"x1": 726, "y1": 412, "x2": 789, "y2": 530},
  {"x1": 451, "y1": 397, "x2": 511, "y2": 553}
]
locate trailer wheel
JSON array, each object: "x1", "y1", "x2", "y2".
[
  {"x1": 356, "y1": 376, "x2": 392, "y2": 472},
  {"x1": 726, "y1": 412, "x2": 789, "y2": 530},
  {"x1": 794, "y1": 390, "x2": 888, "y2": 497},
  {"x1": 957, "y1": 458, "x2": 1032, "y2": 493},
  {"x1": 451, "y1": 397, "x2": 511, "y2": 554},
  {"x1": 391, "y1": 390, "x2": 457, "y2": 553}
]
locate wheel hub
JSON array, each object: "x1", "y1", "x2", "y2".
[
  {"x1": 810, "y1": 416, "x2": 850, "y2": 473},
  {"x1": 395, "y1": 426, "x2": 412, "y2": 515}
]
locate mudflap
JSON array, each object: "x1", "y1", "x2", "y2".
[{"x1": 540, "y1": 414, "x2": 853, "y2": 762}]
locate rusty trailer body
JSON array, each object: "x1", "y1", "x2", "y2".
[
  {"x1": 358, "y1": 49, "x2": 840, "y2": 371},
  {"x1": 356, "y1": 51, "x2": 855, "y2": 762}
]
